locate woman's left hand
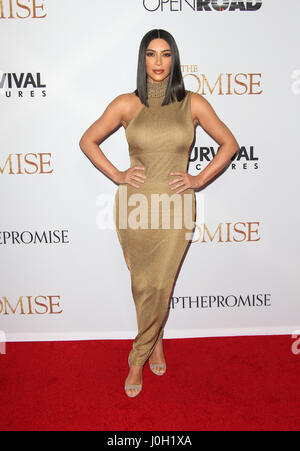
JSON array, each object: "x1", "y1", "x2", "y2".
[{"x1": 168, "y1": 172, "x2": 203, "y2": 194}]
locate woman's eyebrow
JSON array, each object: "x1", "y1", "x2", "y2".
[{"x1": 146, "y1": 48, "x2": 171, "y2": 52}]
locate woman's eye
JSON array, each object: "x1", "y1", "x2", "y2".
[{"x1": 146, "y1": 52, "x2": 171, "y2": 57}]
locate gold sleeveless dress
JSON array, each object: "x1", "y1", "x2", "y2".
[{"x1": 113, "y1": 75, "x2": 196, "y2": 365}]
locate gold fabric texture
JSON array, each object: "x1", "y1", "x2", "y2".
[{"x1": 113, "y1": 75, "x2": 196, "y2": 365}]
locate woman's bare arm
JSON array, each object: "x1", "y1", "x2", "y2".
[
  {"x1": 79, "y1": 94, "x2": 147, "y2": 187},
  {"x1": 79, "y1": 95, "x2": 128, "y2": 183},
  {"x1": 191, "y1": 92, "x2": 240, "y2": 186},
  {"x1": 79, "y1": 94, "x2": 126, "y2": 182}
]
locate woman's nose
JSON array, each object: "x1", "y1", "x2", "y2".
[{"x1": 155, "y1": 55, "x2": 162, "y2": 65}]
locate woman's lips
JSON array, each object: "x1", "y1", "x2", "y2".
[{"x1": 153, "y1": 70, "x2": 164, "y2": 74}]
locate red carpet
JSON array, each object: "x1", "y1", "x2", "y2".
[{"x1": 0, "y1": 335, "x2": 299, "y2": 431}]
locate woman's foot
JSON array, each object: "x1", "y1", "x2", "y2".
[
  {"x1": 125, "y1": 360, "x2": 143, "y2": 397},
  {"x1": 148, "y1": 338, "x2": 166, "y2": 375}
]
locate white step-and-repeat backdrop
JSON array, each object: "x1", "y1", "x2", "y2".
[{"x1": 1, "y1": 0, "x2": 299, "y2": 342}]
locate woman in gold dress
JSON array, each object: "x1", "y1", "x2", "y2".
[{"x1": 79, "y1": 29, "x2": 239, "y2": 398}]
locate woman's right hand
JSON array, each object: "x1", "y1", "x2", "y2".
[{"x1": 115, "y1": 166, "x2": 147, "y2": 188}]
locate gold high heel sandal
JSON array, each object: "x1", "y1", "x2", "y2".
[
  {"x1": 149, "y1": 361, "x2": 167, "y2": 376},
  {"x1": 124, "y1": 356, "x2": 143, "y2": 398},
  {"x1": 149, "y1": 339, "x2": 167, "y2": 376}
]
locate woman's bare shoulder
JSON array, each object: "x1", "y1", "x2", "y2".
[
  {"x1": 111, "y1": 92, "x2": 140, "y2": 108},
  {"x1": 190, "y1": 90, "x2": 209, "y2": 106},
  {"x1": 190, "y1": 91, "x2": 217, "y2": 124},
  {"x1": 109, "y1": 92, "x2": 143, "y2": 127},
  {"x1": 95, "y1": 90, "x2": 143, "y2": 131}
]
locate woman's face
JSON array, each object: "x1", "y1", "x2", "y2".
[{"x1": 145, "y1": 38, "x2": 172, "y2": 84}]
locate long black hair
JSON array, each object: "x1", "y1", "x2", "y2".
[{"x1": 134, "y1": 29, "x2": 186, "y2": 107}]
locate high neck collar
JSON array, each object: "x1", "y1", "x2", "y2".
[{"x1": 147, "y1": 75, "x2": 169, "y2": 99}]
